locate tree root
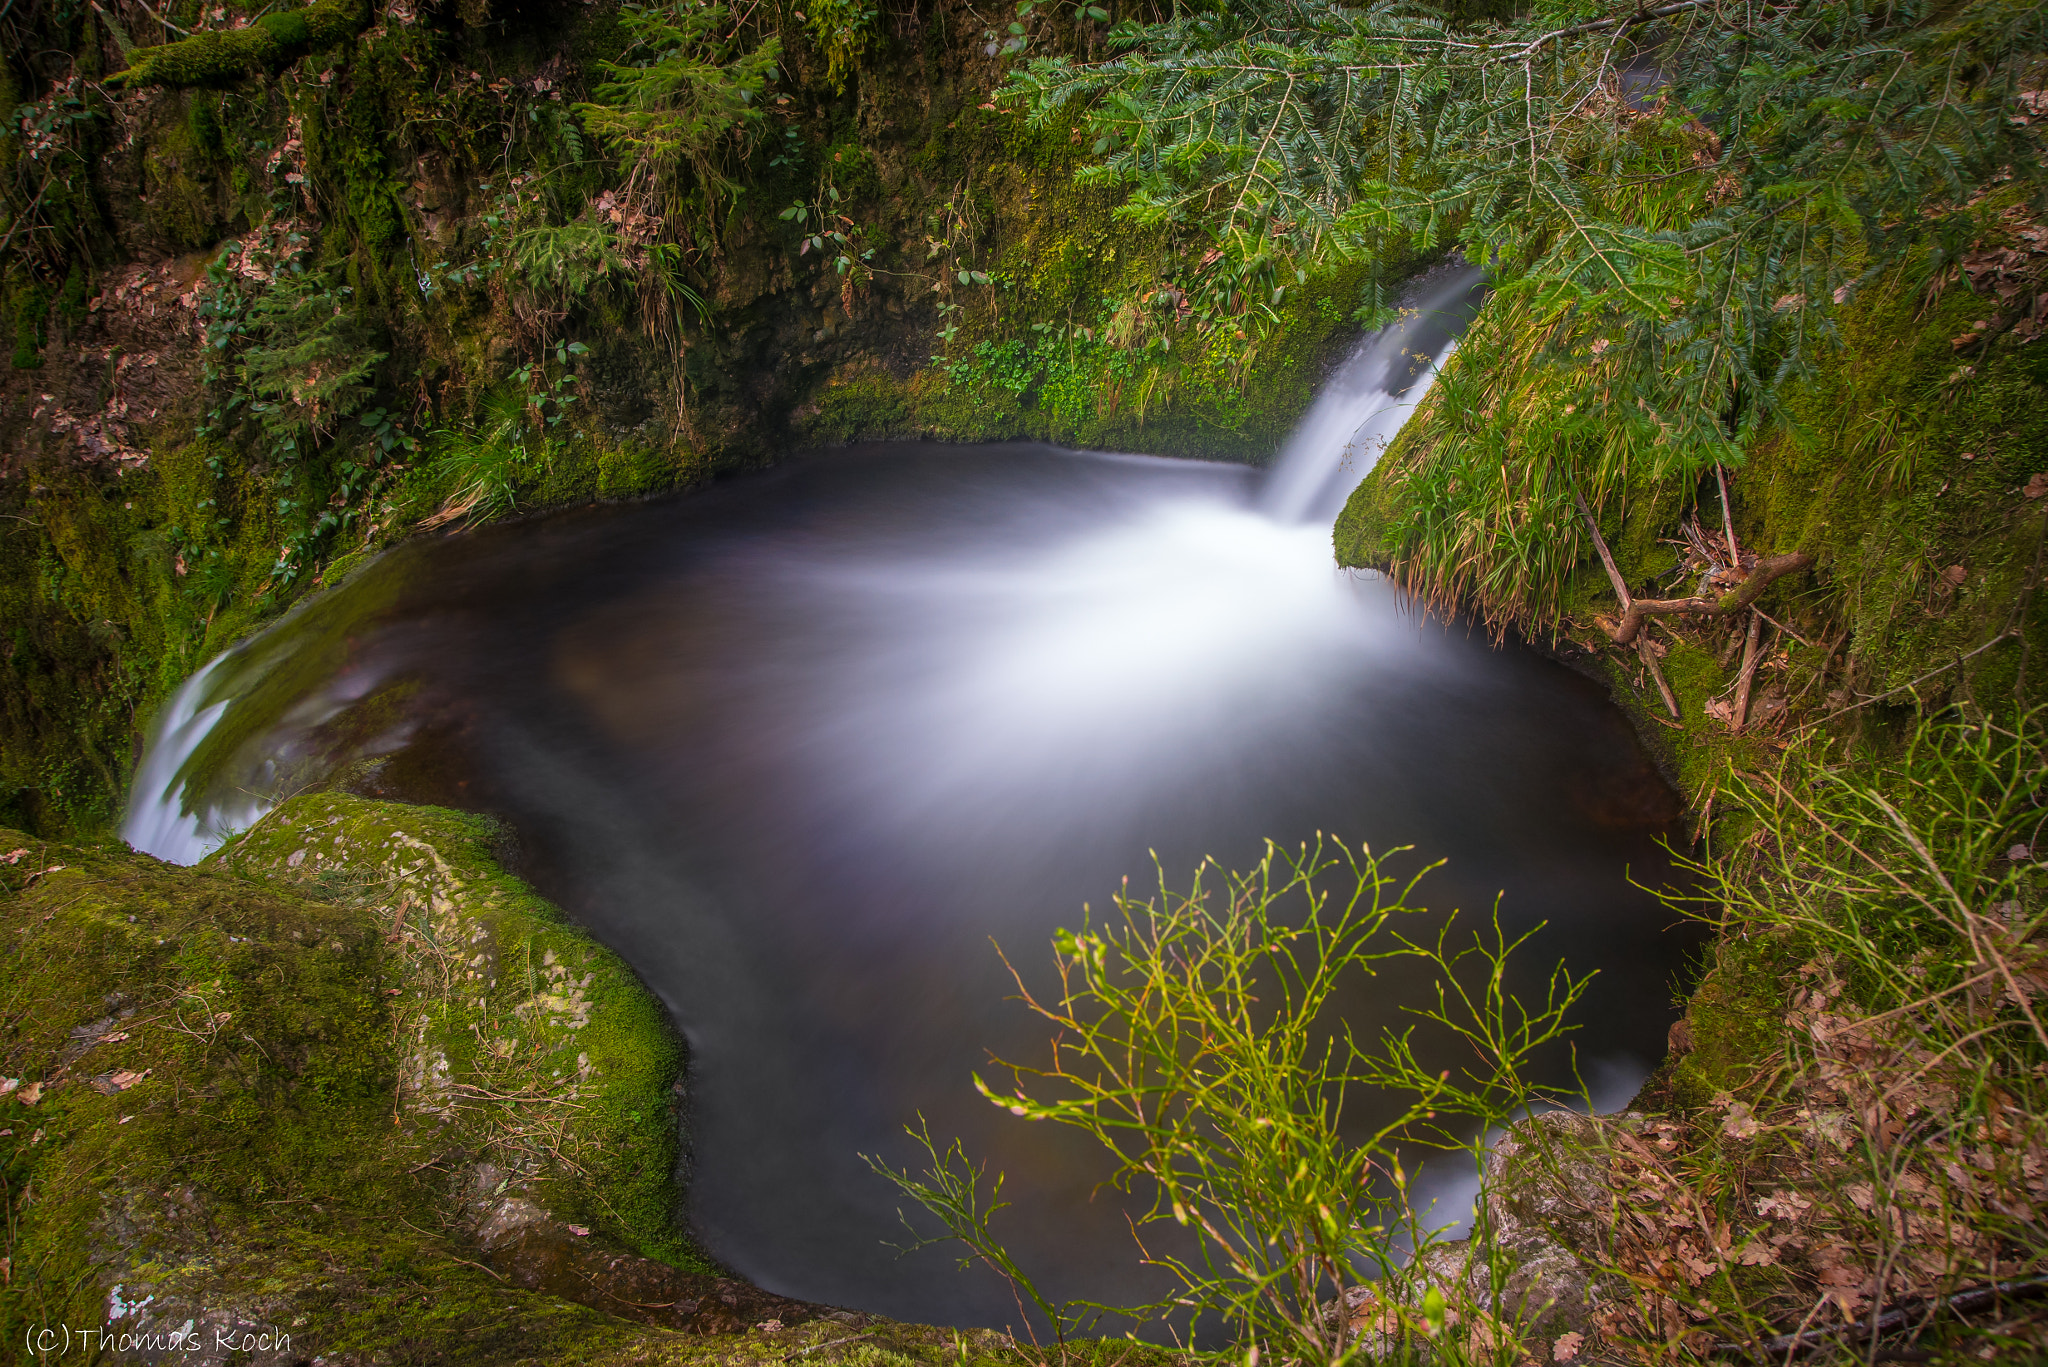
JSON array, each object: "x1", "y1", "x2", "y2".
[{"x1": 1599, "y1": 552, "x2": 1815, "y2": 646}]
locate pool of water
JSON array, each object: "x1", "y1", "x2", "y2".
[{"x1": 124, "y1": 438, "x2": 1695, "y2": 1331}]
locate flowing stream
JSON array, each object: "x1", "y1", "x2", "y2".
[{"x1": 122, "y1": 266, "x2": 1695, "y2": 1330}]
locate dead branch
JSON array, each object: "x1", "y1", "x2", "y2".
[
  {"x1": 1576, "y1": 489, "x2": 1632, "y2": 609},
  {"x1": 783, "y1": 1332, "x2": 879, "y2": 1361},
  {"x1": 1717, "y1": 1273, "x2": 2048, "y2": 1361},
  {"x1": 1733, "y1": 611, "x2": 1766, "y2": 732},
  {"x1": 1637, "y1": 635, "x2": 1680, "y2": 719},
  {"x1": 1716, "y1": 464, "x2": 1740, "y2": 567},
  {"x1": 1602, "y1": 552, "x2": 1814, "y2": 645}
]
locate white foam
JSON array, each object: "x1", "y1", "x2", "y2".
[
  {"x1": 121, "y1": 275, "x2": 1485, "y2": 866},
  {"x1": 121, "y1": 651, "x2": 272, "y2": 864},
  {"x1": 1260, "y1": 268, "x2": 1484, "y2": 524}
]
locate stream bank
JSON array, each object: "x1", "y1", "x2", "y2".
[{"x1": 1332, "y1": 189, "x2": 2048, "y2": 1360}]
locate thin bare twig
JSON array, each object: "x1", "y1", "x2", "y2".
[
  {"x1": 1734, "y1": 611, "x2": 1766, "y2": 732},
  {"x1": 1797, "y1": 631, "x2": 2017, "y2": 731},
  {"x1": 1638, "y1": 634, "x2": 1681, "y2": 719},
  {"x1": 1576, "y1": 488, "x2": 1631, "y2": 609},
  {"x1": 1718, "y1": 463, "x2": 1741, "y2": 566}
]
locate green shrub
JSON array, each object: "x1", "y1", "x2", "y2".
[{"x1": 875, "y1": 840, "x2": 1592, "y2": 1361}]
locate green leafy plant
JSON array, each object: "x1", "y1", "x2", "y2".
[
  {"x1": 238, "y1": 266, "x2": 384, "y2": 455},
  {"x1": 507, "y1": 217, "x2": 633, "y2": 303},
  {"x1": 356, "y1": 405, "x2": 418, "y2": 461},
  {"x1": 1, "y1": 74, "x2": 100, "y2": 299},
  {"x1": 416, "y1": 392, "x2": 545, "y2": 530},
  {"x1": 573, "y1": 1, "x2": 779, "y2": 356},
  {"x1": 575, "y1": 2, "x2": 780, "y2": 215},
  {"x1": 803, "y1": 0, "x2": 877, "y2": 92},
  {"x1": 778, "y1": 183, "x2": 876, "y2": 306},
  {"x1": 1009, "y1": 0, "x2": 2048, "y2": 499},
  {"x1": 193, "y1": 231, "x2": 395, "y2": 591},
  {"x1": 873, "y1": 839, "x2": 1595, "y2": 1363},
  {"x1": 512, "y1": 338, "x2": 592, "y2": 430}
]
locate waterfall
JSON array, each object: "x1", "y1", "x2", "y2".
[
  {"x1": 121, "y1": 650, "x2": 273, "y2": 864},
  {"x1": 103, "y1": 378, "x2": 1691, "y2": 1333},
  {"x1": 1258, "y1": 265, "x2": 1486, "y2": 525},
  {"x1": 120, "y1": 265, "x2": 1488, "y2": 866}
]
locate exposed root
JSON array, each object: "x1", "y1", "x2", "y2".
[{"x1": 1601, "y1": 552, "x2": 1815, "y2": 645}]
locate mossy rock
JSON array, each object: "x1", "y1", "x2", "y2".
[
  {"x1": 206, "y1": 793, "x2": 698, "y2": 1267},
  {"x1": 0, "y1": 799, "x2": 827, "y2": 1361},
  {"x1": 0, "y1": 800, "x2": 1192, "y2": 1362},
  {"x1": 106, "y1": 0, "x2": 372, "y2": 89},
  {"x1": 1356, "y1": 1111, "x2": 1633, "y2": 1362},
  {"x1": 1332, "y1": 459, "x2": 1397, "y2": 568},
  {"x1": 1656, "y1": 930, "x2": 1802, "y2": 1114}
]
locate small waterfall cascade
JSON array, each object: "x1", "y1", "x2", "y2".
[
  {"x1": 122, "y1": 651, "x2": 273, "y2": 864},
  {"x1": 98, "y1": 279, "x2": 1697, "y2": 1333},
  {"x1": 119, "y1": 264, "x2": 1488, "y2": 868},
  {"x1": 1258, "y1": 266, "x2": 1486, "y2": 525}
]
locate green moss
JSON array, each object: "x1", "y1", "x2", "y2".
[
  {"x1": 257, "y1": 8, "x2": 314, "y2": 48},
  {"x1": 142, "y1": 108, "x2": 223, "y2": 248},
  {"x1": 800, "y1": 365, "x2": 927, "y2": 443},
  {"x1": 9, "y1": 281, "x2": 47, "y2": 369},
  {"x1": 107, "y1": 0, "x2": 372, "y2": 89},
  {"x1": 0, "y1": 810, "x2": 1200, "y2": 1362},
  {"x1": 1334, "y1": 459, "x2": 1397, "y2": 567},
  {"x1": 0, "y1": 798, "x2": 697, "y2": 1358},
  {"x1": 1651, "y1": 932, "x2": 1802, "y2": 1113},
  {"x1": 187, "y1": 93, "x2": 227, "y2": 163},
  {"x1": 209, "y1": 793, "x2": 706, "y2": 1267},
  {"x1": 56, "y1": 261, "x2": 89, "y2": 326}
]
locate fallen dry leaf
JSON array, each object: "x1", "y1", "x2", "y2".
[
  {"x1": 1722, "y1": 1101, "x2": 1763, "y2": 1139},
  {"x1": 1553, "y1": 1330, "x2": 1585, "y2": 1362},
  {"x1": 1756, "y1": 1191, "x2": 1814, "y2": 1221},
  {"x1": 1736, "y1": 1238, "x2": 1779, "y2": 1266}
]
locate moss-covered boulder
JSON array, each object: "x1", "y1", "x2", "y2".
[
  {"x1": 0, "y1": 796, "x2": 849, "y2": 1362},
  {"x1": 206, "y1": 794, "x2": 697, "y2": 1269}
]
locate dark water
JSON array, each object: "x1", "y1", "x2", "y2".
[{"x1": 132, "y1": 442, "x2": 1695, "y2": 1331}]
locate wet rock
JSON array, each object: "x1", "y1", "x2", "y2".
[{"x1": 1356, "y1": 1110, "x2": 1631, "y2": 1361}]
